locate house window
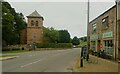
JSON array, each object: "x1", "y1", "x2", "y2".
[
  {"x1": 92, "y1": 23, "x2": 96, "y2": 32},
  {"x1": 31, "y1": 20, "x2": 34, "y2": 26},
  {"x1": 102, "y1": 16, "x2": 109, "y2": 29},
  {"x1": 36, "y1": 21, "x2": 38, "y2": 26},
  {"x1": 104, "y1": 40, "x2": 113, "y2": 56}
]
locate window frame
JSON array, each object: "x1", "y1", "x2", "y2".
[
  {"x1": 31, "y1": 20, "x2": 34, "y2": 26},
  {"x1": 102, "y1": 16, "x2": 109, "y2": 29},
  {"x1": 92, "y1": 23, "x2": 97, "y2": 33},
  {"x1": 36, "y1": 21, "x2": 39, "y2": 26}
]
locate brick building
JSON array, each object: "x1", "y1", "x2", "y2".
[
  {"x1": 20, "y1": 10, "x2": 44, "y2": 44},
  {"x1": 87, "y1": 4, "x2": 120, "y2": 60}
]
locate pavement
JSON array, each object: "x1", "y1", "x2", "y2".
[
  {"x1": 0, "y1": 56, "x2": 19, "y2": 61},
  {"x1": 73, "y1": 54, "x2": 118, "y2": 72},
  {"x1": 0, "y1": 53, "x2": 20, "y2": 61},
  {"x1": 2, "y1": 48, "x2": 80, "y2": 72}
]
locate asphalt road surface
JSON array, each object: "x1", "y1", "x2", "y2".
[{"x1": 2, "y1": 48, "x2": 80, "y2": 72}]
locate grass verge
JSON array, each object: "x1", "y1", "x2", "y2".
[{"x1": 2, "y1": 50, "x2": 30, "y2": 54}]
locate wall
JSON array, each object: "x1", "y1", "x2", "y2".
[
  {"x1": 27, "y1": 17, "x2": 43, "y2": 44},
  {"x1": 27, "y1": 27, "x2": 43, "y2": 44},
  {"x1": 20, "y1": 29, "x2": 27, "y2": 44}
]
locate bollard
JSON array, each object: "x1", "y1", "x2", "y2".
[
  {"x1": 80, "y1": 47, "x2": 84, "y2": 67},
  {"x1": 80, "y1": 57, "x2": 83, "y2": 67},
  {"x1": 86, "y1": 53, "x2": 89, "y2": 61}
]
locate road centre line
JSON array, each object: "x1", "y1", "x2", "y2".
[
  {"x1": 20, "y1": 50, "x2": 73, "y2": 68},
  {"x1": 20, "y1": 59, "x2": 41, "y2": 68},
  {"x1": 20, "y1": 54, "x2": 63, "y2": 68}
]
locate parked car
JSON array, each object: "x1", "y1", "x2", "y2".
[{"x1": 73, "y1": 45, "x2": 76, "y2": 48}]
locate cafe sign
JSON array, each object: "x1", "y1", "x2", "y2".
[{"x1": 102, "y1": 31, "x2": 113, "y2": 38}]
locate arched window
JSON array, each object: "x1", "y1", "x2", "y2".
[
  {"x1": 36, "y1": 21, "x2": 38, "y2": 26},
  {"x1": 31, "y1": 20, "x2": 34, "y2": 26}
]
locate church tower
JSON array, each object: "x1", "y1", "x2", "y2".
[{"x1": 27, "y1": 10, "x2": 44, "y2": 44}]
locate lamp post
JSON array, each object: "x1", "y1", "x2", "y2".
[
  {"x1": 80, "y1": 47, "x2": 83, "y2": 67},
  {"x1": 115, "y1": 0, "x2": 120, "y2": 61},
  {"x1": 86, "y1": 0, "x2": 90, "y2": 62}
]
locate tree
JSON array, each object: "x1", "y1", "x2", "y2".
[
  {"x1": 2, "y1": 2, "x2": 26, "y2": 45},
  {"x1": 58, "y1": 30, "x2": 71, "y2": 43},
  {"x1": 43, "y1": 28, "x2": 71, "y2": 43},
  {"x1": 79, "y1": 36, "x2": 87, "y2": 42},
  {"x1": 2, "y1": 3, "x2": 15, "y2": 45},
  {"x1": 43, "y1": 27, "x2": 59, "y2": 43},
  {"x1": 72, "y1": 36, "x2": 80, "y2": 45},
  {"x1": 83, "y1": 36, "x2": 87, "y2": 42}
]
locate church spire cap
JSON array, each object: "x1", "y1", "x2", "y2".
[{"x1": 27, "y1": 10, "x2": 44, "y2": 20}]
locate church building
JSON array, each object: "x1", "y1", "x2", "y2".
[{"x1": 20, "y1": 10, "x2": 44, "y2": 44}]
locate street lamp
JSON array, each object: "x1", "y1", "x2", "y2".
[
  {"x1": 115, "y1": 0, "x2": 120, "y2": 61},
  {"x1": 86, "y1": 0, "x2": 90, "y2": 62}
]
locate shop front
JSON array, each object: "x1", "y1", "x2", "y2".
[
  {"x1": 90, "y1": 34, "x2": 98, "y2": 52},
  {"x1": 102, "y1": 31, "x2": 113, "y2": 57}
]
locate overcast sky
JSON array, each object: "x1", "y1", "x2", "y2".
[{"x1": 5, "y1": 0, "x2": 115, "y2": 38}]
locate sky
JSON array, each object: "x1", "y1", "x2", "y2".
[{"x1": 5, "y1": 0, "x2": 115, "y2": 38}]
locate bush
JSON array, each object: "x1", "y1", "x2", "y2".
[
  {"x1": 2, "y1": 47, "x2": 20, "y2": 51},
  {"x1": 36, "y1": 43, "x2": 72, "y2": 48}
]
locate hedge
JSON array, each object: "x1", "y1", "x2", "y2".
[{"x1": 36, "y1": 43, "x2": 72, "y2": 48}]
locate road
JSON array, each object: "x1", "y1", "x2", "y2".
[{"x1": 2, "y1": 48, "x2": 80, "y2": 72}]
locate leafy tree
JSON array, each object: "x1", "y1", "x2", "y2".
[
  {"x1": 2, "y1": 3, "x2": 14, "y2": 45},
  {"x1": 79, "y1": 36, "x2": 87, "y2": 42},
  {"x1": 14, "y1": 13, "x2": 26, "y2": 31},
  {"x1": 2, "y1": 2, "x2": 26, "y2": 45},
  {"x1": 72, "y1": 36, "x2": 80, "y2": 45},
  {"x1": 43, "y1": 27, "x2": 59, "y2": 43},
  {"x1": 58, "y1": 30, "x2": 70, "y2": 43},
  {"x1": 83, "y1": 36, "x2": 87, "y2": 42},
  {"x1": 43, "y1": 28, "x2": 71, "y2": 43}
]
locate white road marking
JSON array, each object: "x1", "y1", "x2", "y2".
[
  {"x1": 20, "y1": 63, "x2": 33, "y2": 68},
  {"x1": 20, "y1": 50, "x2": 73, "y2": 68},
  {"x1": 20, "y1": 59, "x2": 41, "y2": 68},
  {"x1": 28, "y1": 55, "x2": 37, "y2": 57},
  {"x1": 29, "y1": 55, "x2": 33, "y2": 56},
  {"x1": 20, "y1": 52, "x2": 65, "y2": 68},
  {"x1": 32, "y1": 59, "x2": 41, "y2": 64}
]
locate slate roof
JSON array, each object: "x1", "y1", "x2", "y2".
[{"x1": 27, "y1": 10, "x2": 44, "y2": 20}]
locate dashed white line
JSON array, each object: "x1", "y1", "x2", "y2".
[
  {"x1": 32, "y1": 59, "x2": 41, "y2": 64},
  {"x1": 20, "y1": 59, "x2": 41, "y2": 68},
  {"x1": 29, "y1": 55, "x2": 33, "y2": 57},
  {"x1": 20, "y1": 63, "x2": 33, "y2": 68},
  {"x1": 20, "y1": 50, "x2": 73, "y2": 68}
]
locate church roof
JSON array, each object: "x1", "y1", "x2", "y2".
[{"x1": 27, "y1": 10, "x2": 44, "y2": 20}]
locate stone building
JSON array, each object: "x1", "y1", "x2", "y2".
[
  {"x1": 87, "y1": 4, "x2": 120, "y2": 60},
  {"x1": 20, "y1": 28, "x2": 27, "y2": 44},
  {"x1": 20, "y1": 10, "x2": 44, "y2": 44}
]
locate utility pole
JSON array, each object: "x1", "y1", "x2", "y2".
[
  {"x1": 115, "y1": 0, "x2": 120, "y2": 61},
  {"x1": 86, "y1": 0, "x2": 90, "y2": 62}
]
